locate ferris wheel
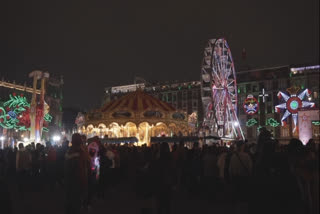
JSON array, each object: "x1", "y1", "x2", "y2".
[{"x1": 201, "y1": 38, "x2": 244, "y2": 140}]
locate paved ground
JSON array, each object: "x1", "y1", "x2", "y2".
[{"x1": 7, "y1": 178, "x2": 243, "y2": 214}]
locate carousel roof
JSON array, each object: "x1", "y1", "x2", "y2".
[
  {"x1": 101, "y1": 90, "x2": 175, "y2": 113},
  {"x1": 84, "y1": 89, "x2": 188, "y2": 129}
]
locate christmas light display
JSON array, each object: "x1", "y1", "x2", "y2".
[
  {"x1": 0, "y1": 94, "x2": 30, "y2": 130},
  {"x1": 243, "y1": 95, "x2": 259, "y2": 115},
  {"x1": 312, "y1": 121, "x2": 320, "y2": 126},
  {"x1": 275, "y1": 86, "x2": 315, "y2": 132},
  {"x1": 246, "y1": 118, "x2": 258, "y2": 127},
  {"x1": 0, "y1": 93, "x2": 52, "y2": 132},
  {"x1": 266, "y1": 118, "x2": 280, "y2": 127}
]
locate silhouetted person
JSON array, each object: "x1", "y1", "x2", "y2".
[
  {"x1": 46, "y1": 141, "x2": 57, "y2": 191},
  {"x1": 229, "y1": 141, "x2": 252, "y2": 214},
  {"x1": 97, "y1": 146, "x2": 112, "y2": 199},
  {"x1": 16, "y1": 143, "x2": 32, "y2": 198},
  {"x1": 151, "y1": 142, "x2": 173, "y2": 214},
  {"x1": 64, "y1": 134, "x2": 88, "y2": 214},
  {"x1": 57, "y1": 140, "x2": 69, "y2": 187}
]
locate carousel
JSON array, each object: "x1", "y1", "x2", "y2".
[{"x1": 80, "y1": 90, "x2": 191, "y2": 146}]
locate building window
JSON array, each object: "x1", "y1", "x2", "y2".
[
  {"x1": 247, "y1": 127, "x2": 253, "y2": 138},
  {"x1": 182, "y1": 92, "x2": 187, "y2": 100},
  {"x1": 272, "y1": 80, "x2": 278, "y2": 89},
  {"x1": 172, "y1": 93, "x2": 177, "y2": 102},
  {"x1": 265, "y1": 80, "x2": 272, "y2": 90},
  {"x1": 193, "y1": 101, "x2": 197, "y2": 107},
  {"x1": 168, "y1": 93, "x2": 172, "y2": 102},
  {"x1": 312, "y1": 123, "x2": 320, "y2": 138},
  {"x1": 183, "y1": 102, "x2": 187, "y2": 108},
  {"x1": 279, "y1": 79, "x2": 287, "y2": 89},
  {"x1": 192, "y1": 91, "x2": 198, "y2": 99},
  {"x1": 246, "y1": 84, "x2": 251, "y2": 93},
  {"x1": 313, "y1": 91, "x2": 318, "y2": 99},
  {"x1": 259, "y1": 82, "x2": 265, "y2": 90},
  {"x1": 281, "y1": 127, "x2": 290, "y2": 137},
  {"x1": 239, "y1": 95, "x2": 245, "y2": 105},
  {"x1": 267, "y1": 103, "x2": 272, "y2": 114}
]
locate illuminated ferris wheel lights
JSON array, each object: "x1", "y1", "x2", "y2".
[{"x1": 234, "y1": 121, "x2": 239, "y2": 127}]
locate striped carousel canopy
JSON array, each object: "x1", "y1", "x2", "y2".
[{"x1": 101, "y1": 89, "x2": 175, "y2": 113}]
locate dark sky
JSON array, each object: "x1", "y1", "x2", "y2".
[{"x1": 0, "y1": 0, "x2": 319, "y2": 110}]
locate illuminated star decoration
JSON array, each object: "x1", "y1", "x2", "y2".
[{"x1": 275, "y1": 86, "x2": 315, "y2": 133}]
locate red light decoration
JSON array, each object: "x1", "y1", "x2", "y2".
[{"x1": 243, "y1": 95, "x2": 259, "y2": 115}]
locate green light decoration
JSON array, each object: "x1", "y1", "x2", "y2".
[
  {"x1": 257, "y1": 125, "x2": 263, "y2": 132},
  {"x1": 246, "y1": 118, "x2": 258, "y2": 127},
  {"x1": 4, "y1": 94, "x2": 29, "y2": 109},
  {"x1": 0, "y1": 94, "x2": 30, "y2": 130},
  {"x1": 238, "y1": 88, "x2": 240, "y2": 94},
  {"x1": 267, "y1": 118, "x2": 280, "y2": 127},
  {"x1": 44, "y1": 113, "x2": 52, "y2": 122},
  {"x1": 0, "y1": 94, "x2": 52, "y2": 132},
  {"x1": 312, "y1": 121, "x2": 320, "y2": 126}
]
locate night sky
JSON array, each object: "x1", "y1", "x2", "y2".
[{"x1": 0, "y1": 0, "x2": 319, "y2": 110}]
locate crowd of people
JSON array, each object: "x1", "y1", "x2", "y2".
[{"x1": 0, "y1": 128, "x2": 318, "y2": 214}]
